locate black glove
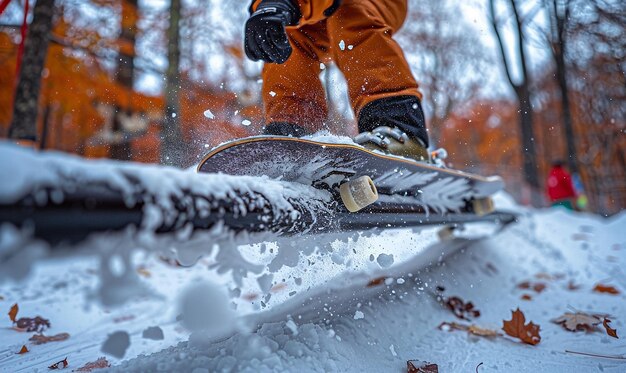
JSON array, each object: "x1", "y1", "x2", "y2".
[{"x1": 244, "y1": 0, "x2": 300, "y2": 64}]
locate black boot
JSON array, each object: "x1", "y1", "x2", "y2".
[{"x1": 355, "y1": 96, "x2": 430, "y2": 162}]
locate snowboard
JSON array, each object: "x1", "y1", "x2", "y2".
[{"x1": 198, "y1": 136, "x2": 504, "y2": 217}]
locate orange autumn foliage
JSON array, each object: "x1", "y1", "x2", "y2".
[{"x1": 1, "y1": 12, "x2": 258, "y2": 165}]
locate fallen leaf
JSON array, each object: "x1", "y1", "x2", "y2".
[
  {"x1": 502, "y1": 308, "x2": 541, "y2": 345},
  {"x1": 593, "y1": 284, "x2": 620, "y2": 295},
  {"x1": 438, "y1": 322, "x2": 500, "y2": 338},
  {"x1": 136, "y1": 267, "x2": 151, "y2": 278},
  {"x1": 48, "y1": 357, "x2": 68, "y2": 370},
  {"x1": 29, "y1": 333, "x2": 70, "y2": 345},
  {"x1": 407, "y1": 360, "x2": 438, "y2": 372},
  {"x1": 367, "y1": 277, "x2": 386, "y2": 287},
  {"x1": 517, "y1": 281, "x2": 531, "y2": 289},
  {"x1": 552, "y1": 312, "x2": 602, "y2": 332},
  {"x1": 445, "y1": 296, "x2": 481, "y2": 320},
  {"x1": 435, "y1": 288, "x2": 480, "y2": 320},
  {"x1": 468, "y1": 325, "x2": 500, "y2": 337},
  {"x1": 603, "y1": 318, "x2": 619, "y2": 339},
  {"x1": 16, "y1": 316, "x2": 50, "y2": 332},
  {"x1": 535, "y1": 272, "x2": 553, "y2": 280},
  {"x1": 521, "y1": 294, "x2": 532, "y2": 301},
  {"x1": 517, "y1": 281, "x2": 547, "y2": 293},
  {"x1": 74, "y1": 357, "x2": 110, "y2": 372},
  {"x1": 17, "y1": 345, "x2": 29, "y2": 354},
  {"x1": 8, "y1": 303, "x2": 18, "y2": 323}
]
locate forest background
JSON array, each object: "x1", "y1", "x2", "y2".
[{"x1": 0, "y1": 0, "x2": 624, "y2": 215}]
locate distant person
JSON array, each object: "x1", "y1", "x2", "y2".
[
  {"x1": 243, "y1": 0, "x2": 430, "y2": 162},
  {"x1": 546, "y1": 161, "x2": 577, "y2": 210}
]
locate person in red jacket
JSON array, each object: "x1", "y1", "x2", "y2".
[{"x1": 546, "y1": 161, "x2": 577, "y2": 210}]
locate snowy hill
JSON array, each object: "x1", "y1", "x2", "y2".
[{"x1": 0, "y1": 144, "x2": 625, "y2": 372}]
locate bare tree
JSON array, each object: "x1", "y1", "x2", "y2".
[
  {"x1": 488, "y1": 0, "x2": 540, "y2": 197},
  {"x1": 9, "y1": 0, "x2": 55, "y2": 141},
  {"x1": 161, "y1": 0, "x2": 184, "y2": 166},
  {"x1": 564, "y1": 0, "x2": 626, "y2": 214},
  {"x1": 544, "y1": 0, "x2": 578, "y2": 173},
  {"x1": 110, "y1": 0, "x2": 138, "y2": 160},
  {"x1": 399, "y1": 1, "x2": 489, "y2": 148}
]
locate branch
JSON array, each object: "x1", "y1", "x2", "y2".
[{"x1": 488, "y1": 0, "x2": 519, "y2": 89}]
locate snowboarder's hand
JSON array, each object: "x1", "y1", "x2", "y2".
[{"x1": 244, "y1": 0, "x2": 300, "y2": 64}]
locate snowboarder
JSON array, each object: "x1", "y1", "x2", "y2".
[
  {"x1": 546, "y1": 161, "x2": 578, "y2": 210},
  {"x1": 244, "y1": 0, "x2": 430, "y2": 161}
]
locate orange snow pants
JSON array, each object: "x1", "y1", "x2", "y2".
[{"x1": 260, "y1": 0, "x2": 422, "y2": 133}]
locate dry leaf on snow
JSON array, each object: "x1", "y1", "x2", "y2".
[
  {"x1": 438, "y1": 322, "x2": 500, "y2": 338},
  {"x1": 17, "y1": 345, "x2": 29, "y2": 354},
  {"x1": 8, "y1": 303, "x2": 18, "y2": 323},
  {"x1": 407, "y1": 360, "x2": 439, "y2": 372},
  {"x1": 16, "y1": 316, "x2": 50, "y2": 332},
  {"x1": 75, "y1": 357, "x2": 110, "y2": 372},
  {"x1": 517, "y1": 281, "x2": 547, "y2": 293},
  {"x1": 593, "y1": 284, "x2": 620, "y2": 295},
  {"x1": 552, "y1": 312, "x2": 602, "y2": 332},
  {"x1": 136, "y1": 266, "x2": 151, "y2": 278},
  {"x1": 435, "y1": 287, "x2": 480, "y2": 320},
  {"x1": 29, "y1": 333, "x2": 70, "y2": 345},
  {"x1": 603, "y1": 318, "x2": 619, "y2": 339},
  {"x1": 502, "y1": 308, "x2": 541, "y2": 345},
  {"x1": 48, "y1": 357, "x2": 69, "y2": 370}
]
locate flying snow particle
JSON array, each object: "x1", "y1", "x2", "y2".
[
  {"x1": 101, "y1": 331, "x2": 130, "y2": 359},
  {"x1": 348, "y1": 45, "x2": 354, "y2": 50},
  {"x1": 241, "y1": 119, "x2": 252, "y2": 126},
  {"x1": 339, "y1": 40, "x2": 346, "y2": 50},
  {"x1": 377, "y1": 253, "x2": 395, "y2": 268},
  {"x1": 320, "y1": 63, "x2": 326, "y2": 70},
  {"x1": 390, "y1": 344, "x2": 398, "y2": 357},
  {"x1": 203, "y1": 110, "x2": 215, "y2": 119},
  {"x1": 354, "y1": 310, "x2": 364, "y2": 320},
  {"x1": 286, "y1": 319, "x2": 298, "y2": 335},
  {"x1": 412, "y1": 103, "x2": 418, "y2": 109},
  {"x1": 257, "y1": 273, "x2": 274, "y2": 293},
  {"x1": 142, "y1": 326, "x2": 164, "y2": 340},
  {"x1": 269, "y1": 91, "x2": 277, "y2": 97},
  {"x1": 171, "y1": 112, "x2": 177, "y2": 118},
  {"x1": 178, "y1": 282, "x2": 233, "y2": 332}
]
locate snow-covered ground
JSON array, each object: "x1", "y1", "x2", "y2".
[
  {"x1": 1, "y1": 195, "x2": 624, "y2": 372},
  {"x1": 0, "y1": 143, "x2": 624, "y2": 372}
]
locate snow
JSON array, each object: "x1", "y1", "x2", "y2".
[
  {"x1": 203, "y1": 110, "x2": 214, "y2": 119},
  {"x1": 0, "y1": 142, "x2": 625, "y2": 372}
]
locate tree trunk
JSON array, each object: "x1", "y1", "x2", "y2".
[
  {"x1": 160, "y1": 0, "x2": 184, "y2": 166},
  {"x1": 111, "y1": 0, "x2": 138, "y2": 161},
  {"x1": 489, "y1": 0, "x2": 540, "y2": 201},
  {"x1": 8, "y1": 0, "x2": 55, "y2": 141},
  {"x1": 552, "y1": 1, "x2": 578, "y2": 173},
  {"x1": 517, "y1": 86, "x2": 539, "y2": 189}
]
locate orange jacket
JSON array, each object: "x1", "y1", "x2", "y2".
[{"x1": 249, "y1": 0, "x2": 341, "y2": 25}]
